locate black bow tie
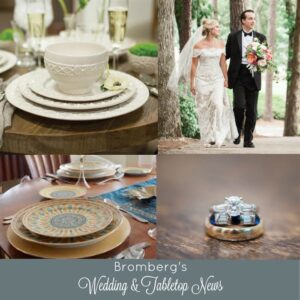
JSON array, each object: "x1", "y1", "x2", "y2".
[{"x1": 243, "y1": 31, "x2": 253, "y2": 37}]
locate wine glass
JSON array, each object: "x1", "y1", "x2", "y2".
[
  {"x1": 26, "y1": 0, "x2": 46, "y2": 68},
  {"x1": 108, "y1": 0, "x2": 128, "y2": 69},
  {"x1": 76, "y1": 155, "x2": 91, "y2": 189}
]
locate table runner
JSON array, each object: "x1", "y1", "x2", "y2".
[{"x1": 90, "y1": 178, "x2": 156, "y2": 224}]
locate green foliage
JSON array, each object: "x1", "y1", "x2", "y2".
[
  {"x1": 175, "y1": 0, "x2": 212, "y2": 34},
  {"x1": 179, "y1": 84, "x2": 200, "y2": 138},
  {"x1": 78, "y1": 0, "x2": 90, "y2": 10},
  {"x1": 257, "y1": 93, "x2": 286, "y2": 120},
  {"x1": 0, "y1": 28, "x2": 13, "y2": 41},
  {"x1": 128, "y1": 43, "x2": 158, "y2": 57},
  {"x1": 192, "y1": 0, "x2": 213, "y2": 26}
]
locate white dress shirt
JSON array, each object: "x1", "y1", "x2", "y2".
[{"x1": 241, "y1": 30, "x2": 253, "y2": 64}]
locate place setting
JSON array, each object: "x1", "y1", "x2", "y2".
[
  {"x1": 4, "y1": 41, "x2": 149, "y2": 121},
  {"x1": 6, "y1": 198, "x2": 133, "y2": 258},
  {"x1": 1, "y1": 160, "x2": 156, "y2": 258}
]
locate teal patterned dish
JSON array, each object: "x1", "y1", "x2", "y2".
[
  {"x1": 39, "y1": 185, "x2": 87, "y2": 199},
  {"x1": 11, "y1": 202, "x2": 122, "y2": 248},
  {"x1": 22, "y1": 200, "x2": 113, "y2": 238}
]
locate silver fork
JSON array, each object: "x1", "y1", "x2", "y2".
[{"x1": 2, "y1": 214, "x2": 15, "y2": 225}]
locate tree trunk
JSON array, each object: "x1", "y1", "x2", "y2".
[
  {"x1": 179, "y1": 0, "x2": 192, "y2": 51},
  {"x1": 284, "y1": 0, "x2": 300, "y2": 136},
  {"x1": 158, "y1": 0, "x2": 182, "y2": 138},
  {"x1": 230, "y1": 0, "x2": 244, "y2": 32},
  {"x1": 263, "y1": 0, "x2": 277, "y2": 121},
  {"x1": 283, "y1": 0, "x2": 295, "y2": 131},
  {"x1": 211, "y1": 0, "x2": 218, "y2": 19}
]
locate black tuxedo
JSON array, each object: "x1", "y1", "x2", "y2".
[{"x1": 226, "y1": 30, "x2": 267, "y2": 143}]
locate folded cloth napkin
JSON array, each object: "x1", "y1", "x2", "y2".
[{"x1": 0, "y1": 74, "x2": 19, "y2": 148}]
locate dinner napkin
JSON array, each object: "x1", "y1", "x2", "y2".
[{"x1": 0, "y1": 74, "x2": 19, "y2": 148}]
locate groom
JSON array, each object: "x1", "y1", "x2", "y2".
[{"x1": 226, "y1": 10, "x2": 267, "y2": 148}]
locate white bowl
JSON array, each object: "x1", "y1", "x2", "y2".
[{"x1": 44, "y1": 42, "x2": 109, "y2": 95}]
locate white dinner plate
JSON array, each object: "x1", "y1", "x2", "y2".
[
  {"x1": 19, "y1": 77, "x2": 136, "y2": 111},
  {"x1": 28, "y1": 69, "x2": 124, "y2": 102},
  {"x1": 0, "y1": 50, "x2": 16, "y2": 74},
  {"x1": 57, "y1": 168, "x2": 116, "y2": 179},
  {"x1": 6, "y1": 71, "x2": 149, "y2": 121}
]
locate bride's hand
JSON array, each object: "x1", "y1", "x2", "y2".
[
  {"x1": 190, "y1": 86, "x2": 196, "y2": 96},
  {"x1": 224, "y1": 79, "x2": 228, "y2": 88}
]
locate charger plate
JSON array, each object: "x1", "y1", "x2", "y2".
[
  {"x1": 39, "y1": 185, "x2": 87, "y2": 199},
  {"x1": 22, "y1": 199, "x2": 113, "y2": 238},
  {"x1": 7, "y1": 216, "x2": 130, "y2": 258},
  {"x1": 10, "y1": 202, "x2": 122, "y2": 248}
]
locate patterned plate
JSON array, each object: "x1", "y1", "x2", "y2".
[
  {"x1": 39, "y1": 185, "x2": 87, "y2": 199},
  {"x1": 6, "y1": 71, "x2": 149, "y2": 121},
  {"x1": 123, "y1": 167, "x2": 152, "y2": 176},
  {"x1": 22, "y1": 199, "x2": 113, "y2": 238},
  {"x1": 19, "y1": 79, "x2": 135, "y2": 111},
  {"x1": 11, "y1": 201, "x2": 122, "y2": 248},
  {"x1": 28, "y1": 69, "x2": 124, "y2": 102},
  {"x1": 7, "y1": 216, "x2": 130, "y2": 258}
]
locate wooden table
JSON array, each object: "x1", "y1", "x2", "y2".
[
  {"x1": 0, "y1": 63, "x2": 157, "y2": 154},
  {"x1": 158, "y1": 155, "x2": 300, "y2": 259},
  {"x1": 0, "y1": 174, "x2": 156, "y2": 259}
]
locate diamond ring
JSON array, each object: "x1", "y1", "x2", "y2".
[
  {"x1": 205, "y1": 196, "x2": 264, "y2": 241},
  {"x1": 209, "y1": 196, "x2": 258, "y2": 226}
]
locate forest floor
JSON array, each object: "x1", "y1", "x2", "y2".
[{"x1": 159, "y1": 119, "x2": 300, "y2": 154}]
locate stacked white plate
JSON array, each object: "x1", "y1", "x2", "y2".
[
  {"x1": 0, "y1": 50, "x2": 17, "y2": 74},
  {"x1": 5, "y1": 68, "x2": 149, "y2": 121},
  {"x1": 57, "y1": 160, "x2": 117, "y2": 180},
  {"x1": 7, "y1": 199, "x2": 131, "y2": 258}
]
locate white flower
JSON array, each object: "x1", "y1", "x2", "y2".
[
  {"x1": 103, "y1": 75, "x2": 129, "y2": 91},
  {"x1": 258, "y1": 59, "x2": 267, "y2": 67},
  {"x1": 251, "y1": 42, "x2": 260, "y2": 51}
]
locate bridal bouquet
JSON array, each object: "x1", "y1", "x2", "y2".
[{"x1": 245, "y1": 38, "x2": 276, "y2": 76}]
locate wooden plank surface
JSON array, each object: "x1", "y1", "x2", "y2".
[
  {"x1": 157, "y1": 155, "x2": 300, "y2": 259},
  {"x1": 0, "y1": 63, "x2": 157, "y2": 154},
  {"x1": 0, "y1": 174, "x2": 157, "y2": 259}
]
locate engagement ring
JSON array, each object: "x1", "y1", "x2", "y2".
[{"x1": 205, "y1": 196, "x2": 263, "y2": 241}]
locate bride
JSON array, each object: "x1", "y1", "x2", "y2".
[{"x1": 168, "y1": 19, "x2": 238, "y2": 147}]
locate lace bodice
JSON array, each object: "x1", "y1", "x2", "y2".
[{"x1": 193, "y1": 48, "x2": 225, "y2": 80}]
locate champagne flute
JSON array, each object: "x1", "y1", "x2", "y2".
[
  {"x1": 26, "y1": 0, "x2": 45, "y2": 68},
  {"x1": 108, "y1": 0, "x2": 128, "y2": 69}
]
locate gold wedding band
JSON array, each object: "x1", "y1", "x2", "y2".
[{"x1": 204, "y1": 217, "x2": 264, "y2": 241}]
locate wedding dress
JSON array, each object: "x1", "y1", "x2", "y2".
[
  {"x1": 168, "y1": 26, "x2": 238, "y2": 147},
  {"x1": 193, "y1": 48, "x2": 238, "y2": 146}
]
